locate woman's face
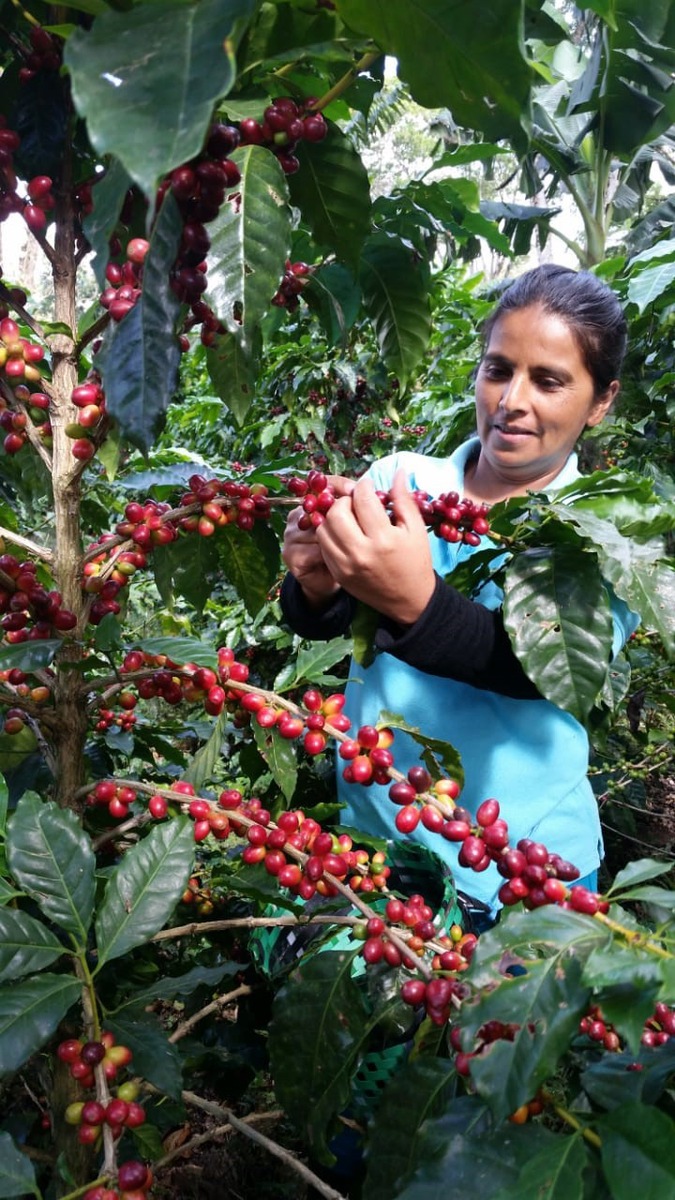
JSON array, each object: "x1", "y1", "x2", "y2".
[{"x1": 474, "y1": 304, "x2": 617, "y2": 491}]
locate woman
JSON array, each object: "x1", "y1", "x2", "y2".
[{"x1": 280, "y1": 265, "x2": 639, "y2": 918}]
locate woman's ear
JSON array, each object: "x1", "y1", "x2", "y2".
[{"x1": 586, "y1": 379, "x2": 619, "y2": 428}]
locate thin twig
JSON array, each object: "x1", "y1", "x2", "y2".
[
  {"x1": 168, "y1": 983, "x2": 252, "y2": 1043},
  {"x1": 155, "y1": 1109, "x2": 283, "y2": 1169},
  {"x1": 181, "y1": 1090, "x2": 348, "y2": 1200},
  {"x1": 153, "y1": 913, "x2": 361, "y2": 941}
]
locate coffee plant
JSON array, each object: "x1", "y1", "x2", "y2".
[{"x1": 0, "y1": 3, "x2": 675, "y2": 1199}]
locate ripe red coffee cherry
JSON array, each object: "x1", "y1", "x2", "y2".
[
  {"x1": 117, "y1": 1160, "x2": 149, "y2": 1191},
  {"x1": 476, "y1": 798, "x2": 500, "y2": 827},
  {"x1": 407, "y1": 766, "x2": 432, "y2": 794},
  {"x1": 400, "y1": 979, "x2": 427, "y2": 1006},
  {"x1": 80, "y1": 1040, "x2": 106, "y2": 1066},
  {"x1": 395, "y1": 805, "x2": 420, "y2": 834},
  {"x1": 81, "y1": 1100, "x2": 106, "y2": 1126},
  {"x1": 126, "y1": 237, "x2": 150, "y2": 264}
]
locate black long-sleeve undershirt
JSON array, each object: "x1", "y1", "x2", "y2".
[{"x1": 279, "y1": 572, "x2": 542, "y2": 700}]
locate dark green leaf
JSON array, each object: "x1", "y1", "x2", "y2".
[
  {"x1": 359, "y1": 235, "x2": 432, "y2": 388},
  {"x1": 0, "y1": 974, "x2": 81, "y2": 1077},
  {"x1": 0, "y1": 1130, "x2": 39, "y2": 1197},
  {"x1": 339, "y1": 0, "x2": 532, "y2": 143},
  {"x1": 95, "y1": 193, "x2": 183, "y2": 455},
  {"x1": 493, "y1": 1133, "x2": 587, "y2": 1200},
  {"x1": 252, "y1": 721, "x2": 298, "y2": 802},
  {"x1": 352, "y1": 602, "x2": 378, "y2": 668},
  {"x1": 288, "y1": 123, "x2": 372, "y2": 265},
  {"x1": 395, "y1": 1098, "x2": 553, "y2": 1200},
  {"x1": 65, "y1": 0, "x2": 255, "y2": 200},
  {"x1": 555, "y1": 470, "x2": 675, "y2": 539},
  {"x1": 152, "y1": 534, "x2": 220, "y2": 614},
  {"x1": 206, "y1": 329, "x2": 261, "y2": 427},
  {"x1": 582, "y1": 1041, "x2": 675, "y2": 1110},
  {"x1": 133, "y1": 636, "x2": 218, "y2": 667},
  {"x1": 207, "y1": 146, "x2": 291, "y2": 335},
  {"x1": 503, "y1": 545, "x2": 614, "y2": 721},
  {"x1": 182, "y1": 712, "x2": 228, "y2": 790},
  {"x1": 364, "y1": 1058, "x2": 458, "y2": 1200},
  {"x1": 216, "y1": 522, "x2": 279, "y2": 617},
  {"x1": 106, "y1": 1010, "x2": 183, "y2": 1100},
  {"x1": 83, "y1": 158, "x2": 134, "y2": 289},
  {"x1": 0, "y1": 774, "x2": 7, "y2": 835},
  {"x1": 304, "y1": 263, "x2": 361, "y2": 346},
  {"x1": 469, "y1": 906, "x2": 609, "y2": 988},
  {"x1": 599, "y1": 1103, "x2": 675, "y2": 1200},
  {"x1": 0, "y1": 908, "x2": 65, "y2": 984},
  {"x1": 0, "y1": 639, "x2": 61, "y2": 672},
  {"x1": 95, "y1": 818, "x2": 195, "y2": 966},
  {"x1": 93, "y1": 612, "x2": 123, "y2": 654},
  {"x1": 7, "y1": 795, "x2": 95, "y2": 943},
  {"x1": 381, "y1": 710, "x2": 464, "y2": 788},
  {"x1": 268, "y1": 950, "x2": 370, "y2": 1164},
  {"x1": 274, "y1": 637, "x2": 352, "y2": 692},
  {"x1": 112, "y1": 962, "x2": 240, "y2": 1013}
]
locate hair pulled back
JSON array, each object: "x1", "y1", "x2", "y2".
[{"x1": 482, "y1": 264, "x2": 627, "y2": 396}]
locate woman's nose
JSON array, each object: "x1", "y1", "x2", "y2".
[{"x1": 498, "y1": 372, "x2": 528, "y2": 411}]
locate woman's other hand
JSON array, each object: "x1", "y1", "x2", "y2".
[{"x1": 316, "y1": 470, "x2": 436, "y2": 625}]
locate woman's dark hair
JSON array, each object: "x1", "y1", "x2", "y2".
[{"x1": 482, "y1": 264, "x2": 627, "y2": 395}]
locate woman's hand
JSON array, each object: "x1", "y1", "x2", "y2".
[
  {"x1": 281, "y1": 475, "x2": 355, "y2": 610},
  {"x1": 316, "y1": 470, "x2": 436, "y2": 625}
]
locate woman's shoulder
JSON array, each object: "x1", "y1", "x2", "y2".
[{"x1": 367, "y1": 440, "x2": 480, "y2": 494}]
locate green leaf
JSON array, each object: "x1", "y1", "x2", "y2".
[
  {"x1": 0, "y1": 639, "x2": 61, "y2": 672},
  {"x1": 351, "y1": 601, "x2": 378, "y2": 668},
  {"x1": 359, "y1": 234, "x2": 432, "y2": 388},
  {"x1": 112, "y1": 962, "x2": 240, "y2": 1013},
  {"x1": 599, "y1": 1103, "x2": 675, "y2": 1200},
  {"x1": 0, "y1": 773, "x2": 7, "y2": 836},
  {"x1": 95, "y1": 818, "x2": 195, "y2": 967},
  {"x1": 83, "y1": 158, "x2": 134, "y2": 289},
  {"x1": 304, "y1": 263, "x2": 361, "y2": 346},
  {"x1": 106, "y1": 1010, "x2": 183, "y2": 1100},
  {"x1": 206, "y1": 328, "x2": 261, "y2": 427},
  {"x1": 274, "y1": 636, "x2": 353, "y2": 692},
  {"x1": 608, "y1": 858, "x2": 673, "y2": 895},
  {"x1": 7, "y1": 795, "x2": 95, "y2": 943},
  {"x1": 288, "y1": 123, "x2": 372, "y2": 266},
  {"x1": 95, "y1": 193, "x2": 183, "y2": 455},
  {"x1": 94, "y1": 612, "x2": 123, "y2": 654},
  {"x1": 363, "y1": 1058, "x2": 458, "y2": 1200},
  {"x1": 207, "y1": 145, "x2": 291, "y2": 335},
  {"x1": 503, "y1": 545, "x2": 614, "y2": 721},
  {"x1": 252, "y1": 721, "x2": 298, "y2": 803},
  {"x1": 152, "y1": 533, "x2": 221, "y2": 614},
  {"x1": 182, "y1": 712, "x2": 228, "y2": 790},
  {"x1": 338, "y1": 0, "x2": 532, "y2": 144},
  {"x1": 547, "y1": 504, "x2": 674, "y2": 655},
  {"x1": 133, "y1": 636, "x2": 218, "y2": 668},
  {"x1": 493, "y1": 1133, "x2": 588, "y2": 1200},
  {"x1": 216, "y1": 521, "x2": 279, "y2": 617},
  {"x1": 0, "y1": 1131, "x2": 39, "y2": 1197},
  {"x1": 65, "y1": 0, "x2": 255, "y2": 200},
  {"x1": 0, "y1": 908, "x2": 65, "y2": 984},
  {"x1": 268, "y1": 950, "x2": 370, "y2": 1164},
  {"x1": 466, "y1": 954, "x2": 592, "y2": 1121},
  {"x1": 381, "y1": 710, "x2": 464, "y2": 788},
  {"x1": 395, "y1": 1098, "x2": 553, "y2": 1199},
  {"x1": 0, "y1": 974, "x2": 81, "y2": 1077}
]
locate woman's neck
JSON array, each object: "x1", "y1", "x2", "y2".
[{"x1": 463, "y1": 450, "x2": 570, "y2": 505}]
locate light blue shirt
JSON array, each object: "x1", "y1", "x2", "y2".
[{"x1": 338, "y1": 440, "x2": 639, "y2": 913}]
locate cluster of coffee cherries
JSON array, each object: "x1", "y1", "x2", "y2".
[
  {"x1": 271, "y1": 260, "x2": 312, "y2": 312},
  {"x1": 0, "y1": 552, "x2": 77, "y2": 651},
  {"x1": 579, "y1": 1005, "x2": 621, "y2": 1052},
  {"x1": 82, "y1": 1158, "x2": 153, "y2": 1200},
  {"x1": 238, "y1": 96, "x2": 327, "y2": 175},
  {"x1": 641, "y1": 1001, "x2": 675, "y2": 1048},
  {"x1": 287, "y1": 469, "x2": 493, "y2": 545},
  {"x1": 57, "y1": 1031, "x2": 135, "y2": 1091},
  {"x1": 66, "y1": 375, "x2": 109, "y2": 463},
  {"x1": 0, "y1": 317, "x2": 52, "y2": 455},
  {"x1": 0, "y1": 113, "x2": 56, "y2": 232},
  {"x1": 100, "y1": 237, "x2": 151, "y2": 324},
  {"x1": 16, "y1": 24, "x2": 62, "y2": 87}
]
